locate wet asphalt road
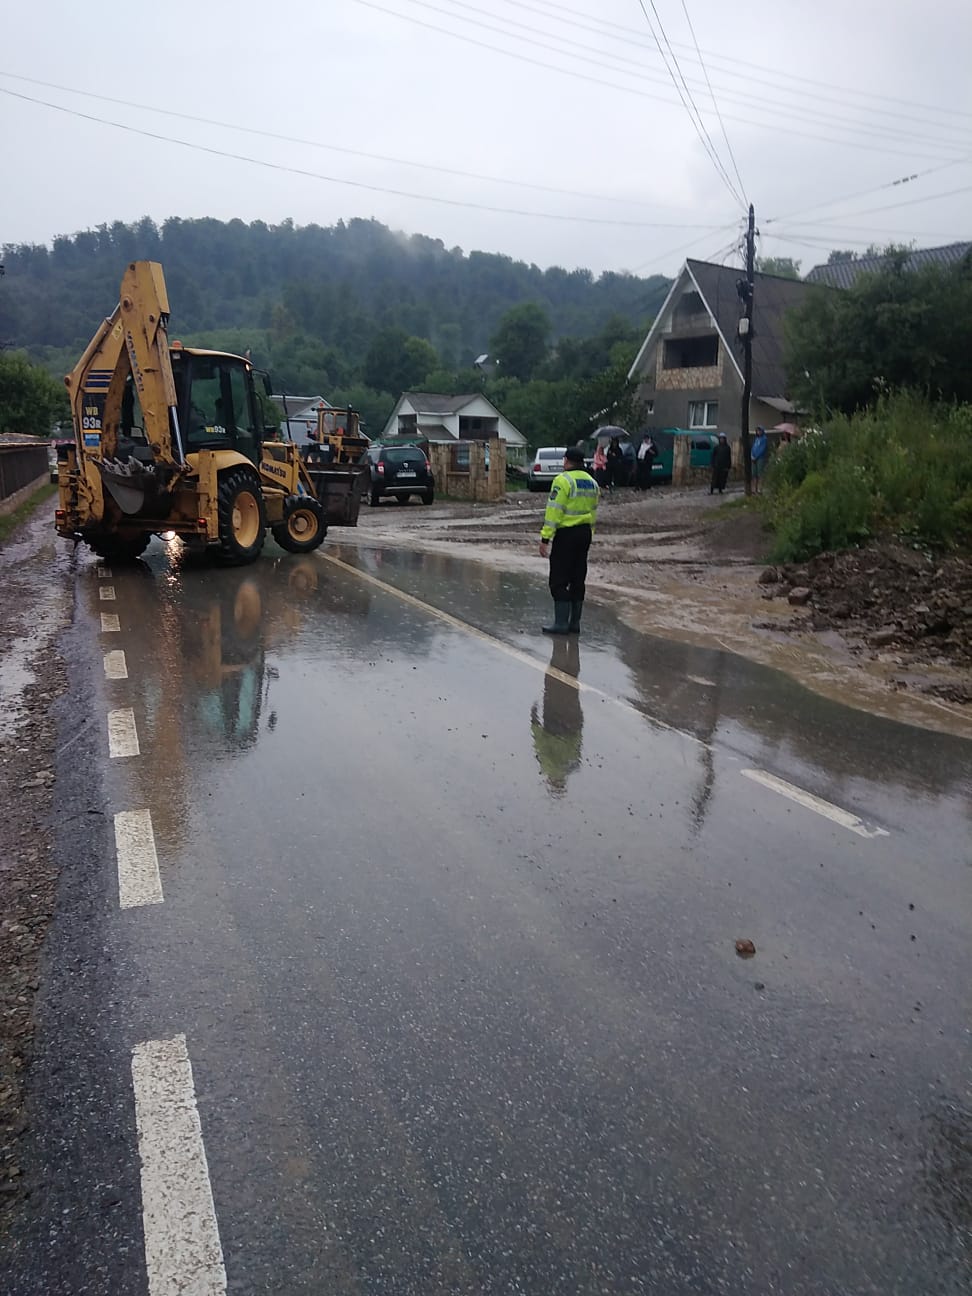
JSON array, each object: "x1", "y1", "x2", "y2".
[{"x1": 6, "y1": 532, "x2": 972, "y2": 1295}]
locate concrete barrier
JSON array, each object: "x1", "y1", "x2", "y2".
[{"x1": 0, "y1": 444, "x2": 49, "y2": 506}]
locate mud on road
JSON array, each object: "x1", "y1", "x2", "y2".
[{"x1": 353, "y1": 485, "x2": 972, "y2": 740}]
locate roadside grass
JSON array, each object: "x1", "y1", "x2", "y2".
[
  {"x1": 764, "y1": 394, "x2": 972, "y2": 563},
  {"x1": 0, "y1": 482, "x2": 57, "y2": 544},
  {"x1": 704, "y1": 494, "x2": 761, "y2": 519}
]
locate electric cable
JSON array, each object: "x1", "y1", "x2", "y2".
[
  {"x1": 506, "y1": 0, "x2": 972, "y2": 124},
  {"x1": 353, "y1": 0, "x2": 964, "y2": 162},
  {"x1": 635, "y1": 0, "x2": 744, "y2": 208},
  {"x1": 0, "y1": 68, "x2": 698, "y2": 214},
  {"x1": 679, "y1": 0, "x2": 747, "y2": 204},
  {"x1": 0, "y1": 86, "x2": 734, "y2": 231},
  {"x1": 452, "y1": 0, "x2": 972, "y2": 150}
]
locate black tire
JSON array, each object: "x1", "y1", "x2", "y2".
[
  {"x1": 421, "y1": 490, "x2": 434, "y2": 505},
  {"x1": 217, "y1": 467, "x2": 266, "y2": 565},
  {"x1": 87, "y1": 532, "x2": 152, "y2": 563},
  {"x1": 272, "y1": 495, "x2": 326, "y2": 554},
  {"x1": 369, "y1": 488, "x2": 381, "y2": 507}
]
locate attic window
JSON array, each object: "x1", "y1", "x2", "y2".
[
  {"x1": 663, "y1": 335, "x2": 719, "y2": 368},
  {"x1": 674, "y1": 290, "x2": 704, "y2": 320}
]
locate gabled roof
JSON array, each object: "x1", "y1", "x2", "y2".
[
  {"x1": 628, "y1": 259, "x2": 812, "y2": 400},
  {"x1": 404, "y1": 392, "x2": 479, "y2": 414},
  {"x1": 270, "y1": 394, "x2": 332, "y2": 417},
  {"x1": 805, "y1": 241, "x2": 972, "y2": 290}
]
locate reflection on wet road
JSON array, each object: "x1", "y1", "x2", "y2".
[{"x1": 20, "y1": 538, "x2": 972, "y2": 1295}]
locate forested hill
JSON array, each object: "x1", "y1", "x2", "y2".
[{"x1": 1, "y1": 216, "x2": 667, "y2": 365}]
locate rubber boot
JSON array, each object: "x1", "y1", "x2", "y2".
[
  {"x1": 568, "y1": 600, "x2": 583, "y2": 634},
  {"x1": 542, "y1": 600, "x2": 572, "y2": 635}
]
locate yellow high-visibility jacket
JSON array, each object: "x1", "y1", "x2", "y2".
[{"x1": 540, "y1": 469, "x2": 600, "y2": 541}]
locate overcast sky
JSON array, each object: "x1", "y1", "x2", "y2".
[{"x1": 2, "y1": 0, "x2": 970, "y2": 277}]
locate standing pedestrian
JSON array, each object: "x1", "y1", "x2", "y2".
[
  {"x1": 538, "y1": 445, "x2": 600, "y2": 635},
  {"x1": 592, "y1": 441, "x2": 608, "y2": 488},
  {"x1": 636, "y1": 435, "x2": 657, "y2": 490},
  {"x1": 710, "y1": 431, "x2": 731, "y2": 494},
  {"x1": 751, "y1": 426, "x2": 768, "y2": 494},
  {"x1": 606, "y1": 437, "x2": 624, "y2": 490}
]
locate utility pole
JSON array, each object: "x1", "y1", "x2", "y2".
[{"x1": 738, "y1": 204, "x2": 755, "y2": 495}]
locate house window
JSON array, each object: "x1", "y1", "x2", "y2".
[
  {"x1": 688, "y1": 400, "x2": 718, "y2": 429},
  {"x1": 451, "y1": 442, "x2": 471, "y2": 472},
  {"x1": 663, "y1": 335, "x2": 719, "y2": 369},
  {"x1": 673, "y1": 290, "x2": 705, "y2": 323},
  {"x1": 459, "y1": 415, "x2": 498, "y2": 438},
  {"x1": 398, "y1": 414, "x2": 417, "y2": 433}
]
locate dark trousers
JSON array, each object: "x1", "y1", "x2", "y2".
[
  {"x1": 549, "y1": 524, "x2": 592, "y2": 602},
  {"x1": 636, "y1": 458, "x2": 653, "y2": 489}
]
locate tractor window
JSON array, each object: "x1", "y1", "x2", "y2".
[{"x1": 186, "y1": 358, "x2": 259, "y2": 463}]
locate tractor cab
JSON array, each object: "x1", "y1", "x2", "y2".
[{"x1": 169, "y1": 345, "x2": 263, "y2": 465}]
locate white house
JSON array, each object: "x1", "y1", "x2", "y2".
[
  {"x1": 380, "y1": 392, "x2": 527, "y2": 464},
  {"x1": 269, "y1": 394, "x2": 332, "y2": 442}
]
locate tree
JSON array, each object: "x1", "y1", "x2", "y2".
[
  {"x1": 0, "y1": 351, "x2": 70, "y2": 437},
  {"x1": 757, "y1": 256, "x2": 801, "y2": 280},
  {"x1": 490, "y1": 303, "x2": 551, "y2": 381},
  {"x1": 362, "y1": 327, "x2": 438, "y2": 394},
  {"x1": 785, "y1": 251, "x2": 972, "y2": 413}
]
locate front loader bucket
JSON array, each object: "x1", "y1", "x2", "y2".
[{"x1": 305, "y1": 464, "x2": 369, "y2": 526}]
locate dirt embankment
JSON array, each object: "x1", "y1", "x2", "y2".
[{"x1": 353, "y1": 486, "x2": 972, "y2": 738}]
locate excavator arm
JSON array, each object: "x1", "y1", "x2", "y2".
[
  {"x1": 66, "y1": 260, "x2": 184, "y2": 465},
  {"x1": 63, "y1": 261, "x2": 188, "y2": 521}
]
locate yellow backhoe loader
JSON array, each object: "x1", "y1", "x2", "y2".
[{"x1": 55, "y1": 260, "x2": 366, "y2": 563}]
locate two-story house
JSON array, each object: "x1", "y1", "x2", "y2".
[{"x1": 627, "y1": 258, "x2": 813, "y2": 441}]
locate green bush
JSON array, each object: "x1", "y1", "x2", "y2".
[{"x1": 766, "y1": 393, "x2": 972, "y2": 560}]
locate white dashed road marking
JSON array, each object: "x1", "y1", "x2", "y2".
[
  {"x1": 104, "y1": 650, "x2": 128, "y2": 681},
  {"x1": 108, "y1": 708, "x2": 140, "y2": 758},
  {"x1": 96, "y1": 565, "x2": 112, "y2": 578},
  {"x1": 114, "y1": 810, "x2": 163, "y2": 908},
  {"x1": 99, "y1": 585, "x2": 116, "y2": 601},
  {"x1": 132, "y1": 1036, "x2": 226, "y2": 1296},
  {"x1": 101, "y1": 613, "x2": 121, "y2": 632},
  {"x1": 741, "y1": 768, "x2": 889, "y2": 839}
]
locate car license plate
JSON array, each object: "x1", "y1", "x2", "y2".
[{"x1": 398, "y1": 471, "x2": 416, "y2": 478}]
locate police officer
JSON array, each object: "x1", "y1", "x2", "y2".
[{"x1": 538, "y1": 445, "x2": 600, "y2": 635}]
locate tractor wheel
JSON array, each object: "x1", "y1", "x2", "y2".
[
  {"x1": 272, "y1": 496, "x2": 326, "y2": 554},
  {"x1": 217, "y1": 468, "x2": 266, "y2": 565},
  {"x1": 87, "y1": 532, "x2": 152, "y2": 563}
]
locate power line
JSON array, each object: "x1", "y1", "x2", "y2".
[
  {"x1": 475, "y1": 0, "x2": 972, "y2": 150},
  {"x1": 635, "y1": 0, "x2": 744, "y2": 208},
  {"x1": 355, "y1": 0, "x2": 965, "y2": 162},
  {"x1": 784, "y1": 182, "x2": 972, "y2": 226},
  {"x1": 0, "y1": 69, "x2": 698, "y2": 214},
  {"x1": 679, "y1": 0, "x2": 747, "y2": 204},
  {"x1": 0, "y1": 86, "x2": 736, "y2": 232},
  {"x1": 627, "y1": 220, "x2": 743, "y2": 273},
  {"x1": 764, "y1": 157, "x2": 972, "y2": 227},
  {"x1": 478, "y1": 0, "x2": 972, "y2": 153},
  {"x1": 506, "y1": 0, "x2": 972, "y2": 125}
]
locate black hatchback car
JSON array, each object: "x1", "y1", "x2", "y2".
[{"x1": 366, "y1": 445, "x2": 435, "y2": 505}]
